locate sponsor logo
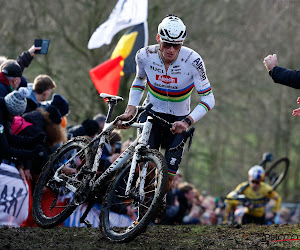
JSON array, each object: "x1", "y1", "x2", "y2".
[
  {"x1": 192, "y1": 58, "x2": 207, "y2": 80},
  {"x1": 170, "y1": 158, "x2": 177, "y2": 165},
  {"x1": 150, "y1": 65, "x2": 163, "y2": 73},
  {"x1": 156, "y1": 75, "x2": 177, "y2": 84},
  {"x1": 154, "y1": 83, "x2": 178, "y2": 89}
]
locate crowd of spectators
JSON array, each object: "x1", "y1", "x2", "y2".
[
  {"x1": 0, "y1": 45, "x2": 109, "y2": 227},
  {"x1": 161, "y1": 171, "x2": 299, "y2": 226}
]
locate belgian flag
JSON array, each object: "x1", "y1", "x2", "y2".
[{"x1": 89, "y1": 22, "x2": 148, "y2": 95}]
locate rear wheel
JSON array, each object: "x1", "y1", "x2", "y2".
[
  {"x1": 100, "y1": 149, "x2": 167, "y2": 242},
  {"x1": 32, "y1": 137, "x2": 95, "y2": 228},
  {"x1": 265, "y1": 157, "x2": 289, "y2": 190}
]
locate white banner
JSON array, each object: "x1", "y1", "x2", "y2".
[
  {"x1": 88, "y1": 0, "x2": 148, "y2": 49},
  {"x1": 0, "y1": 163, "x2": 29, "y2": 227}
]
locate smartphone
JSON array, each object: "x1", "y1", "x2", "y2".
[
  {"x1": 34, "y1": 39, "x2": 50, "y2": 54},
  {"x1": 114, "y1": 141, "x2": 122, "y2": 154}
]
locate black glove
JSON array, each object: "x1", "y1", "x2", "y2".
[{"x1": 33, "y1": 133, "x2": 47, "y2": 144}]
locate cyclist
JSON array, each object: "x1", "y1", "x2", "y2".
[
  {"x1": 117, "y1": 14, "x2": 215, "y2": 193},
  {"x1": 224, "y1": 165, "x2": 281, "y2": 225}
]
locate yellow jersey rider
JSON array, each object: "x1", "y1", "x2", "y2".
[{"x1": 225, "y1": 165, "x2": 281, "y2": 225}]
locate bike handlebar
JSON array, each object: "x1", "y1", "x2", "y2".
[
  {"x1": 117, "y1": 103, "x2": 195, "y2": 152},
  {"x1": 225, "y1": 195, "x2": 269, "y2": 208},
  {"x1": 117, "y1": 103, "x2": 154, "y2": 128}
]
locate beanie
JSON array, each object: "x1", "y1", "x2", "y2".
[
  {"x1": 0, "y1": 60, "x2": 22, "y2": 78},
  {"x1": 4, "y1": 87, "x2": 29, "y2": 116},
  {"x1": 45, "y1": 105, "x2": 62, "y2": 124},
  {"x1": 82, "y1": 119, "x2": 100, "y2": 136},
  {"x1": 51, "y1": 94, "x2": 69, "y2": 116}
]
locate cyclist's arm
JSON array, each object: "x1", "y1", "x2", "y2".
[
  {"x1": 127, "y1": 50, "x2": 147, "y2": 107},
  {"x1": 118, "y1": 50, "x2": 146, "y2": 124},
  {"x1": 267, "y1": 190, "x2": 282, "y2": 213},
  {"x1": 188, "y1": 55, "x2": 215, "y2": 123},
  {"x1": 223, "y1": 190, "x2": 240, "y2": 222}
]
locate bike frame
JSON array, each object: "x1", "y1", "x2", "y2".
[{"x1": 52, "y1": 114, "x2": 154, "y2": 199}]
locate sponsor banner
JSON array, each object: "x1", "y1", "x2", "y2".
[{"x1": 0, "y1": 163, "x2": 29, "y2": 227}]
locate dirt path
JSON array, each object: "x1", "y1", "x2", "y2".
[{"x1": 0, "y1": 224, "x2": 299, "y2": 249}]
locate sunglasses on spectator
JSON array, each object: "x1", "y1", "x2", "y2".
[
  {"x1": 251, "y1": 180, "x2": 261, "y2": 185},
  {"x1": 161, "y1": 42, "x2": 181, "y2": 49}
]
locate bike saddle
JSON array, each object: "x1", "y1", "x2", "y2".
[{"x1": 100, "y1": 93, "x2": 124, "y2": 103}]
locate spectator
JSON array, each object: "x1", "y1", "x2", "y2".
[
  {"x1": 0, "y1": 88, "x2": 46, "y2": 180},
  {"x1": 41, "y1": 93, "x2": 70, "y2": 129},
  {"x1": 12, "y1": 105, "x2": 67, "y2": 182},
  {"x1": 163, "y1": 182, "x2": 196, "y2": 225},
  {"x1": 1, "y1": 45, "x2": 41, "y2": 89},
  {"x1": 67, "y1": 118, "x2": 100, "y2": 140},
  {"x1": 263, "y1": 54, "x2": 300, "y2": 88},
  {"x1": 26, "y1": 74, "x2": 57, "y2": 113},
  {"x1": 182, "y1": 187, "x2": 204, "y2": 225},
  {"x1": 16, "y1": 45, "x2": 41, "y2": 73},
  {"x1": 93, "y1": 113, "x2": 106, "y2": 132},
  {"x1": 276, "y1": 207, "x2": 292, "y2": 224},
  {"x1": 200, "y1": 209, "x2": 218, "y2": 225},
  {"x1": 162, "y1": 172, "x2": 182, "y2": 224},
  {"x1": 0, "y1": 60, "x2": 23, "y2": 97},
  {"x1": 49, "y1": 94, "x2": 69, "y2": 117}
]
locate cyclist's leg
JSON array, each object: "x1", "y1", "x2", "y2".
[{"x1": 164, "y1": 122, "x2": 185, "y2": 193}]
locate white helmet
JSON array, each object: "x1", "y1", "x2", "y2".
[
  {"x1": 248, "y1": 165, "x2": 265, "y2": 181},
  {"x1": 158, "y1": 14, "x2": 186, "y2": 44}
]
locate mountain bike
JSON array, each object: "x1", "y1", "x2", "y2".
[
  {"x1": 32, "y1": 93, "x2": 194, "y2": 243},
  {"x1": 257, "y1": 152, "x2": 289, "y2": 190},
  {"x1": 224, "y1": 194, "x2": 270, "y2": 225}
]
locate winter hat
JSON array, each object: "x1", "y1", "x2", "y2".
[
  {"x1": 51, "y1": 94, "x2": 69, "y2": 116},
  {"x1": 82, "y1": 119, "x2": 100, "y2": 137},
  {"x1": 0, "y1": 60, "x2": 22, "y2": 78},
  {"x1": 4, "y1": 87, "x2": 29, "y2": 116},
  {"x1": 45, "y1": 105, "x2": 62, "y2": 124}
]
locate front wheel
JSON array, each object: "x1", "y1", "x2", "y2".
[
  {"x1": 100, "y1": 149, "x2": 167, "y2": 243},
  {"x1": 32, "y1": 137, "x2": 94, "y2": 228},
  {"x1": 265, "y1": 157, "x2": 289, "y2": 190}
]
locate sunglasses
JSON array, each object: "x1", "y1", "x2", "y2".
[
  {"x1": 161, "y1": 42, "x2": 181, "y2": 49},
  {"x1": 251, "y1": 180, "x2": 261, "y2": 185}
]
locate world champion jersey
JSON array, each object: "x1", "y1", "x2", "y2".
[{"x1": 128, "y1": 44, "x2": 215, "y2": 122}]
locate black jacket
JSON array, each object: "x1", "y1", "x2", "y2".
[
  {"x1": 0, "y1": 98, "x2": 37, "y2": 162},
  {"x1": 270, "y1": 66, "x2": 300, "y2": 89},
  {"x1": 18, "y1": 110, "x2": 50, "y2": 173},
  {"x1": 17, "y1": 51, "x2": 34, "y2": 72}
]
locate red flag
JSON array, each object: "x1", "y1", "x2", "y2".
[{"x1": 89, "y1": 55, "x2": 123, "y2": 95}]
